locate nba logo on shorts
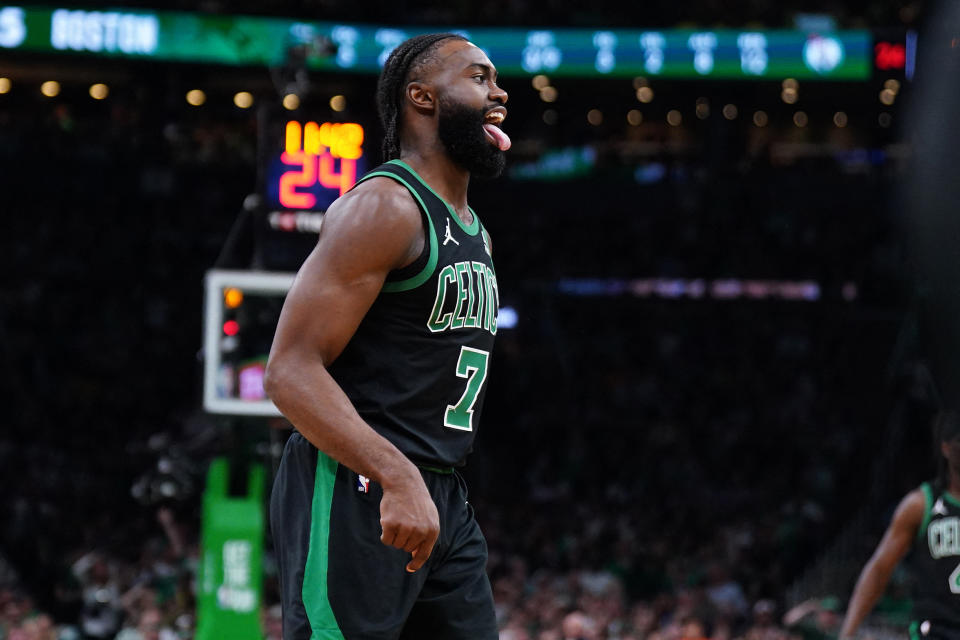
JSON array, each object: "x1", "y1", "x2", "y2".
[{"x1": 357, "y1": 474, "x2": 370, "y2": 493}]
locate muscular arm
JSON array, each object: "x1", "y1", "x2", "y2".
[
  {"x1": 840, "y1": 488, "x2": 926, "y2": 638},
  {"x1": 264, "y1": 178, "x2": 438, "y2": 572}
]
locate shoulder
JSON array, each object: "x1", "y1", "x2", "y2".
[
  {"x1": 891, "y1": 487, "x2": 927, "y2": 531},
  {"x1": 324, "y1": 175, "x2": 423, "y2": 233},
  {"x1": 306, "y1": 175, "x2": 426, "y2": 272}
]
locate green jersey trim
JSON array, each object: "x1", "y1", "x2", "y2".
[
  {"x1": 357, "y1": 170, "x2": 439, "y2": 293},
  {"x1": 945, "y1": 490, "x2": 960, "y2": 509},
  {"x1": 301, "y1": 452, "x2": 345, "y2": 639},
  {"x1": 909, "y1": 621, "x2": 921, "y2": 640},
  {"x1": 919, "y1": 482, "x2": 934, "y2": 543},
  {"x1": 480, "y1": 225, "x2": 494, "y2": 258},
  {"x1": 387, "y1": 159, "x2": 480, "y2": 236}
]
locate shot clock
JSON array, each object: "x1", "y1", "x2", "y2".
[
  {"x1": 246, "y1": 111, "x2": 370, "y2": 271},
  {"x1": 263, "y1": 118, "x2": 367, "y2": 213}
]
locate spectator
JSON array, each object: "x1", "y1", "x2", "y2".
[
  {"x1": 704, "y1": 565, "x2": 749, "y2": 621},
  {"x1": 744, "y1": 599, "x2": 786, "y2": 640},
  {"x1": 115, "y1": 607, "x2": 176, "y2": 640},
  {"x1": 783, "y1": 597, "x2": 843, "y2": 640},
  {"x1": 562, "y1": 611, "x2": 597, "y2": 640}
]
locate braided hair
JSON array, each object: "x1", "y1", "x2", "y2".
[{"x1": 376, "y1": 33, "x2": 466, "y2": 162}]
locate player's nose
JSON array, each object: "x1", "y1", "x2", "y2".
[{"x1": 489, "y1": 83, "x2": 507, "y2": 105}]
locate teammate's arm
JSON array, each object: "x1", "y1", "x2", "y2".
[
  {"x1": 839, "y1": 488, "x2": 926, "y2": 638},
  {"x1": 264, "y1": 178, "x2": 438, "y2": 572}
]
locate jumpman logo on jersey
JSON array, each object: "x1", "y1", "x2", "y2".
[
  {"x1": 443, "y1": 218, "x2": 460, "y2": 246},
  {"x1": 934, "y1": 497, "x2": 948, "y2": 516}
]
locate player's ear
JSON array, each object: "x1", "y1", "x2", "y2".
[{"x1": 406, "y1": 81, "x2": 435, "y2": 114}]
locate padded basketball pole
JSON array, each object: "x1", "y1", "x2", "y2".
[{"x1": 195, "y1": 458, "x2": 266, "y2": 640}]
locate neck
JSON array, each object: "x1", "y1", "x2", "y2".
[
  {"x1": 949, "y1": 468, "x2": 960, "y2": 498},
  {"x1": 398, "y1": 146, "x2": 471, "y2": 212}
]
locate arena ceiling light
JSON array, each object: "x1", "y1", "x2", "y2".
[
  {"x1": 233, "y1": 91, "x2": 254, "y2": 109},
  {"x1": 89, "y1": 83, "x2": 108, "y2": 100},
  {"x1": 40, "y1": 80, "x2": 60, "y2": 97}
]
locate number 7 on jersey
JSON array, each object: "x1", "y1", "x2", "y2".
[{"x1": 444, "y1": 347, "x2": 490, "y2": 431}]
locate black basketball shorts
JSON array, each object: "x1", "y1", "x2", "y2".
[
  {"x1": 269, "y1": 432, "x2": 498, "y2": 640},
  {"x1": 911, "y1": 619, "x2": 960, "y2": 640}
]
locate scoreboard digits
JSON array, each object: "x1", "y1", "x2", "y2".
[{"x1": 270, "y1": 120, "x2": 366, "y2": 212}]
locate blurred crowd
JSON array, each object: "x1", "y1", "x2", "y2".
[
  {"x1": 0, "y1": 298, "x2": 912, "y2": 639},
  {"x1": 0, "y1": 507, "x2": 196, "y2": 640},
  {"x1": 463, "y1": 293, "x2": 908, "y2": 639},
  {"x1": 0, "y1": 499, "x2": 880, "y2": 640}
]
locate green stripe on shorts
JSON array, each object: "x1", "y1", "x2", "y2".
[
  {"x1": 909, "y1": 620, "x2": 921, "y2": 640},
  {"x1": 417, "y1": 464, "x2": 454, "y2": 475},
  {"x1": 302, "y1": 452, "x2": 346, "y2": 639}
]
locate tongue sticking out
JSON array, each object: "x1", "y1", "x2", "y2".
[{"x1": 483, "y1": 124, "x2": 512, "y2": 151}]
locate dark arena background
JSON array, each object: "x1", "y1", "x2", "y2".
[{"x1": 3, "y1": 0, "x2": 960, "y2": 639}]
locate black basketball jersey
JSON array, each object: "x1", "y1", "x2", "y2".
[
  {"x1": 908, "y1": 482, "x2": 960, "y2": 629},
  {"x1": 326, "y1": 160, "x2": 499, "y2": 468}
]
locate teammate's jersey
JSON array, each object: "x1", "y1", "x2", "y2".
[
  {"x1": 908, "y1": 482, "x2": 960, "y2": 629},
  {"x1": 326, "y1": 160, "x2": 499, "y2": 468}
]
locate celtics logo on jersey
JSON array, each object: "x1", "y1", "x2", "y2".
[
  {"x1": 927, "y1": 515, "x2": 960, "y2": 595},
  {"x1": 427, "y1": 260, "x2": 498, "y2": 335},
  {"x1": 928, "y1": 516, "x2": 960, "y2": 559}
]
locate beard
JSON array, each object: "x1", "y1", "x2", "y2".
[{"x1": 437, "y1": 97, "x2": 506, "y2": 179}]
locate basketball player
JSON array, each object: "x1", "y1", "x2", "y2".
[
  {"x1": 264, "y1": 33, "x2": 510, "y2": 640},
  {"x1": 840, "y1": 411, "x2": 960, "y2": 640}
]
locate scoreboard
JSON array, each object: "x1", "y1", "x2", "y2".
[
  {"x1": 0, "y1": 6, "x2": 881, "y2": 80},
  {"x1": 265, "y1": 119, "x2": 366, "y2": 212}
]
